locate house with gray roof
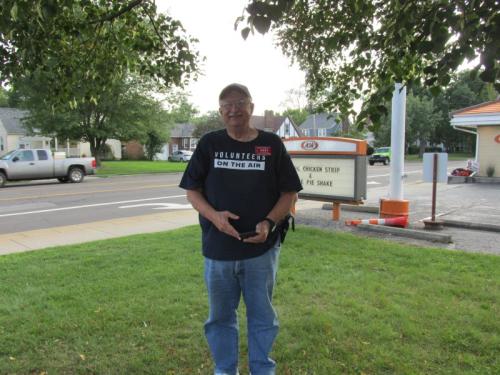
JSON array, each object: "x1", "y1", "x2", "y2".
[
  {"x1": 250, "y1": 110, "x2": 302, "y2": 138},
  {"x1": 0, "y1": 107, "x2": 52, "y2": 153},
  {"x1": 154, "y1": 122, "x2": 197, "y2": 161},
  {"x1": 299, "y1": 113, "x2": 348, "y2": 137},
  {"x1": 161, "y1": 111, "x2": 302, "y2": 160},
  {"x1": 0, "y1": 107, "x2": 122, "y2": 159}
]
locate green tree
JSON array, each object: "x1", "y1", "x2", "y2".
[
  {"x1": 432, "y1": 70, "x2": 498, "y2": 153},
  {"x1": 1, "y1": 1, "x2": 199, "y2": 163},
  {"x1": 132, "y1": 91, "x2": 170, "y2": 161},
  {"x1": 406, "y1": 93, "x2": 440, "y2": 157},
  {"x1": 372, "y1": 117, "x2": 391, "y2": 148},
  {"x1": 192, "y1": 111, "x2": 225, "y2": 138},
  {"x1": 164, "y1": 92, "x2": 199, "y2": 124},
  {"x1": 1, "y1": 1, "x2": 199, "y2": 104},
  {"x1": 17, "y1": 76, "x2": 169, "y2": 166},
  {"x1": 238, "y1": 0, "x2": 499, "y2": 129},
  {"x1": 372, "y1": 70, "x2": 498, "y2": 153},
  {"x1": 281, "y1": 108, "x2": 309, "y2": 127},
  {"x1": 144, "y1": 128, "x2": 166, "y2": 161},
  {"x1": 0, "y1": 87, "x2": 8, "y2": 107}
]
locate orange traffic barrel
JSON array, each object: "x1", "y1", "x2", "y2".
[{"x1": 379, "y1": 198, "x2": 410, "y2": 225}]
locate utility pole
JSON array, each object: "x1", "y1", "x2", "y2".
[{"x1": 380, "y1": 83, "x2": 410, "y2": 223}]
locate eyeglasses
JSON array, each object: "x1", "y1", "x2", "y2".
[{"x1": 220, "y1": 99, "x2": 251, "y2": 111}]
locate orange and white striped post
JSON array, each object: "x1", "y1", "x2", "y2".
[{"x1": 345, "y1": 216, "x2": 408, "y2": 228}]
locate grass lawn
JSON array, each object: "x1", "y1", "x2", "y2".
[
  {"x1": 96, "y1": 160, "x2": 188, "y2": 175},
  {"x1": 405, "y1": 152, "x2": 474, "y2": 162},
  {"x1": 1, "y1": 227, "x2": 498, "y2": 374}
]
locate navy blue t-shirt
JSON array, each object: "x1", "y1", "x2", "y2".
[{"x1": 179, "y1": 129, "x2": 302, "y2": 260}]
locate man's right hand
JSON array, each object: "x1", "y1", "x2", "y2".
[
  {"x1": 185, "y1": 190, "x2": 240, "y2": 239},
  {"x1": 212, "y1": 211, "x2": 240, "y2": 239}
]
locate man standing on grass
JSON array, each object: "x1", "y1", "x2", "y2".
[{"x1": 179, "y1": 83, "x2": 302, "y2": 375}]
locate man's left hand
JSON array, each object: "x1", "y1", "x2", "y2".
[{"x1": 243, "y1": 220, "x2": 271, "y2": 243}]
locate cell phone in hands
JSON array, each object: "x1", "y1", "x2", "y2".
[{"x1": 239, "y1": 231, "x2": 258, "y2": 240}]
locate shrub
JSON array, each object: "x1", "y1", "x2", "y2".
[
  {"x1": 486, "y1": 165, "x2": 495, "y2": 177},
  {"x1": 407, "y1": 145, "x2": 419, "y2": 154}
]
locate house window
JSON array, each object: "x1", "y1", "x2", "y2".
[
  {"x1": 183, "y1": 138, "x2": 189, "y2": 149},
  {"x1": 303, "y1": 129, "x2": 309, "y2": 136},
  {"x1": 285, "y1": 123, "x2": 290, "y2": 135},
  {"x1": 318, "y1": 128, "x2": 327, "y2": 137},
  {"x1": 0, "y1": 136, "x2": 3, "y2": 151},
  {"x1": 190, "y1": 138, "x2": 198, "y2": 149}
]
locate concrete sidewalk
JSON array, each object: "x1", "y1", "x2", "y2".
[
  {"x1": 0, "y1": 210, "x2": 200, "y2": 255},
  {"x1": 0, "y1": 199, "x2": 325, "y2": 255},
  {"x1": 0, "y1": 182, "x2": 498, "y2": 255},
  {"x1": 301, "y1": 181, "x2": 500, "y2": 255}
]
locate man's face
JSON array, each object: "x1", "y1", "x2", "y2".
[{"x1": 219, "y1": 90, "x2": 254, "y2": 130}]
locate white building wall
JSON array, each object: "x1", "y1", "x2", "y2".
[
  {"x1": 478, "y1": 126, "x2": 500, "y2": 177},
  {"x1": 79, "y1": 139, "x2": 122, "y2": 159},
  {"x1": 106, "y1": 139, "x2": 122, "y2": 159},
  {"x1": 155, "y1": 144, "x2": 170, "y2": 161},
  {"x1": 7, "y1": 135, "x2": 21, "y2": 151},
  {"x1": 0, "y1": 123, "x2": 7, "y2": 153},
  {"x1": 276, "y1": 118, "x2": 300, "y2": 138}
]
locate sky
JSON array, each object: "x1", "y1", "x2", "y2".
[{"x1": 156, "y1": 0, "x2": 305, "y2": 116}]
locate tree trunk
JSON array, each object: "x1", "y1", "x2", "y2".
[
  {"x1": 418, "y1": 139, "x2": 427, "y2": 158},
  {"x1": 89, "y1": 138, "x2": 106, "y2": 167},
  {"x1": 89, "y1": 142, "x2": 100, "y2": 167}
]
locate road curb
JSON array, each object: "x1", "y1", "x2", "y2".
[
  {"x1": 355, "y1": 224, "x2": 453, "y2": 243},
  {"x1": 442, "y1": 219, "x2": 500, "y2": 233},
  {"x1": 322, "y1": 203, "x2": 379, "y2": 213}
]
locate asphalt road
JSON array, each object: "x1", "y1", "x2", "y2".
[
  {"x1": 0, "y1": 160, "x2": 466, "y2": 235},
  {"x1": 0, "y1": 173, "x2": 189, "y2": 234}
]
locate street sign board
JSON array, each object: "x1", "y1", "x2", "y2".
[
  {"x1": 423, "y1": 153, "x2": 448, "y2": 183},
  {"x1": 283, "y1": 137, "x2": 367, "y2": 201}
]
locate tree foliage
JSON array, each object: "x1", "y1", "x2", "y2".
[
  {"x1": 163, "y1": 91, "x2": 199, "y2": 124},
  {"x1": 16, "y1": 75, "x2": 169, "y2": 165},
  {"x1": 238, "y1": 0, "x2": 500, "y2": 129},
  {"x1": 280, "y1": 108, "x2": 309, "y2": 127},
  {"x1": 406, "y1": 93, "x2": 440, "y2": 156},
  {"x1": 144, "y1": 128, "x2": 167, "y2": 161},
  {"x1": 1, "y1": 0, "x2": 199, "y2": 164},
  {"x1": 192, "y1": 111, "x2": 225, "y2": 138},
  {"x1": 280, "y1": 85, "x2": 309, "y2": 110},
  {"x1": 372, "y1": 70, "x2": 498, "y2": 153},
  {"x1": 1, "y1": 0, "x2": 199, "y2": 108},
  {"x1": 0, "y1": 86, "x2": 9, "y2": 107}
]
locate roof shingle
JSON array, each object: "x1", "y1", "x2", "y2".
[
  {"x1": 452, "y1": 99, "x2": 500, "y2": 116},
  {"x1": 0, "y1": 108, "x2": 29, "y2": 135}
]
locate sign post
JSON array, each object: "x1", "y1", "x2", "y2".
[
  {"x1": 422, "y1": 152, "x2": 448, "y2": 229},
  {"x1": 283, "y1": 137, "x2": 367, "y2": 220}
]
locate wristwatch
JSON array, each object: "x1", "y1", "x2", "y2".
[{"x1": 263, "y1": 217, "x2": 276, "y2": 232}]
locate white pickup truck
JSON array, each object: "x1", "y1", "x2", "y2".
[{"x1": 0, "y1": 149, "x2": 96, "y2": 187}]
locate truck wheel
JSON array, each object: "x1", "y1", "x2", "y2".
[
  {"x1": 58, "y1": 177, "x2": 69, "y2": 183},
  {"x1": 68, "y1": 167, "x2": 84, "y2": 183},
  {"x1": 0, "y1": 172, "x2": 6, "y2": 187},
  {"x1": 383, "y1": 158, "x2": 390, "y2": 165},
  {"x1": 369, "y1": 161, "x2": 374, "y2": 166}
]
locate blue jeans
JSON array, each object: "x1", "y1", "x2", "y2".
[{"x1": 204, "y1": 242, "x2": 280, "y2": 375}]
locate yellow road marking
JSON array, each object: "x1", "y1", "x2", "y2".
[{"x1": 0, "y1": 183, "x2": 179, "y2": 202}]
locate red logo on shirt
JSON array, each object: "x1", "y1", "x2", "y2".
[{"x1": 255, "y1": 146, "x2": 272, "y2": 156}]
